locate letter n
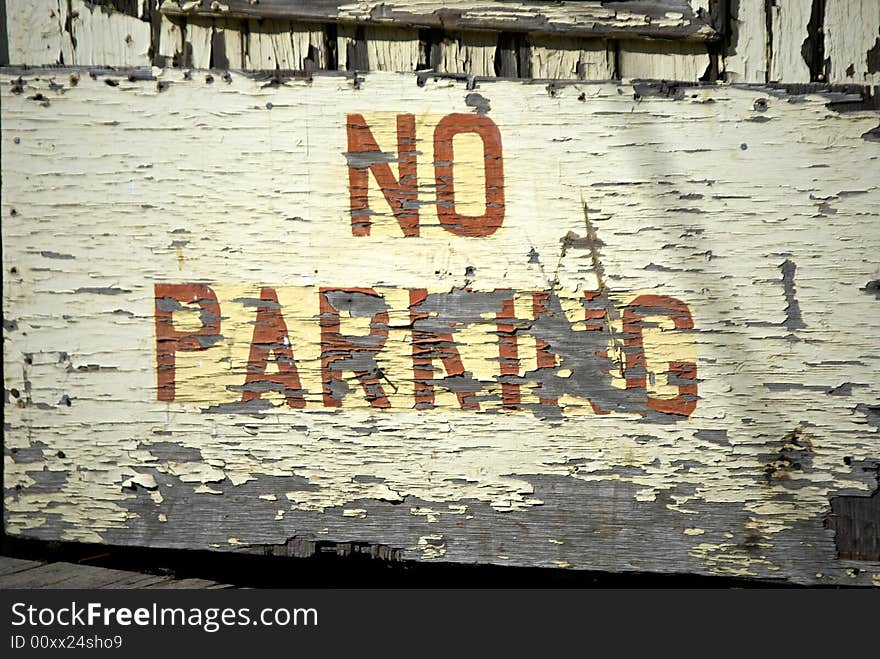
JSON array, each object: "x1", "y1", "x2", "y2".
[{"x1": 346, "y1": 113, "x2": 418, "y2": 237}]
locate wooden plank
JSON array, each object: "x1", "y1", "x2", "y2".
[
  {"x1": 158, "y1": 12, "x2": 185, "y2": 66},
  {"x1": 4, "y1": 0, "x2": 152, "y2": 67},
  {"x1": 0, "y1": 563, "x2": 72, "y2": 588},
  {"x1": 2, "y1": 70, "x2": 880, "y2": 587},
  {"x1": 364, "y1": 26, "x2": 421, "y2": 73},
  {"x1": 724, "y1": 0, "x2": 880, "y2": 86},
  {"x1": 337, "y1": 22, "x2": 364, "y2": 70},
  {"x1": 246, "y1": 19, "x2": 293, "y2": 70},
  {"x1": 99, "y1": 573, "x2": 176, "y2": 588},
  {"x1": 144, "y1": 577, "x2": 231, "y2": 589},
  {"x1": 724, "y1": 0, "x2": 769, "y2": 84},
  {"x1": 212, "y1": 17, "x2": 245, "y2": 69},
  {"x1": 290, "y1": 22, "x2": 328, "y2": 72},
  {"x1": 0, "y1": 555, "x2": 45, "y2": 577},
  {"x1": 768, "y1": 0, "x2": 813, "y2": 84},
  {"x1": 185, "y1": 16, "x2": 214, "y2": 69},
  {"x1": 336, "y1": 24, "x2": 421, "y2": 72},
  {"x1": 4, "y1": 0, "x2": 65, "y2": 66},
  {"x1": 0, "y1": 557, "x2": 226, "y2": 588},
  {"x1": 44, "y1": 564, "x2": 165, "y2": 588},
  {"x1": 824, "y1": 0, "x2": 880, "y2": 86},
  {"x1": 434, "y1": 30, "x2": 497, "y2": 76},
  {"x1": 159, "y1": 0, "x2": 718, "y2": 42},
  {"x1": 0, "y1": 562, "x2": 139, "y2": 588},
  {"x1": 62, "y1": 0, "x2": 152, "y2": 67},
  {"x1": 618, "y1": 38, "x2": 710, "y2": 80},
  {"x1": 528, "y1": 35, "x2": 613, "y2": 81}
]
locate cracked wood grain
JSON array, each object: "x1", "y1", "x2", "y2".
[
  {"x1": 4, "y1": 1, "x2": 878, "y2": 87},
  {"x1": 3, "y1": 0, "x2": 152, "y2": 67},
  {"x1": 823, "y1": 0, "x2": 880, "y2": 86},
  {"x1": 159, "y1": 0, "x2": 718, "y2": 42},
  {"x1": 726, "y1": 0, "x2": 880, "y2": 85},
  {"x1": 2, "y1": 70, "x2": 880, "y2": 586}
]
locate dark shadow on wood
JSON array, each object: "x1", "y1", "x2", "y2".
[{"x1": 0, "y1": 536, "x2": 813, "y2": 588}]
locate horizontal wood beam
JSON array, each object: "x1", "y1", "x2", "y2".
[{"x1": 160, "y1": 1, "x2": 719, "y2": 42}]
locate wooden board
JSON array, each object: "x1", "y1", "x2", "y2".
[
  {"x1": 159, "y1": 0, "x2": 718, "y2": 41},
  {"x1": 726, "y1": 0, "x2": 880, "y2": 85},
  {"x1": 2, "y1": 69, "x2": 880, "y2": 586},
  {"x1": 0, "y1": 557, "x2": 229, "y2": 588}
]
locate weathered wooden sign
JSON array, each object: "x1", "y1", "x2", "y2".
[{"x1": 3, "y1": 69, "x2": 879, "y2": 585}]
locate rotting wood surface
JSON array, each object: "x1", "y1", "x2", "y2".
[{"x1": 2, "y1": 69, "x2": 879, "y2": 585}]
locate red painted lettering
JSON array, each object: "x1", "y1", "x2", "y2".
[
  {"x1": 241, "y1": 288, "x2": 305, "y2": 408},
  {"x1": 410, "y1": 289, "x2": 480, "y2": 410},
  {"x1": 434, "y1": 113, "x2": 505, "y2": 237},
  {"x1": 346, "y1": 113, "x2": 418, "y2": 237},
  {"x1": 154, "y1": 283, "x2": 221, "y2": 402},
  {"x1": 320, "y1": 287, "x2": 391, "y2": 408},
  {"x1": 623, "y1": 294, "x2": 697, "y2": 416}
]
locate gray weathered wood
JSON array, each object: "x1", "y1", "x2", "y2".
[
  {"x1": 0, "y1": 555, "x2": 43, "y2": 577},
  {"x1": 0, "y1": 557, "x2": 230, "y2": 588},
  {"x1": 160, "y1": 0, "x2": 718, "y2": 41}
]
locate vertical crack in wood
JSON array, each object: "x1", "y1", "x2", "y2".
[
  {"x1": 763, "y1": 0, "x2": 774, "y2": 83},
  {"x1": 801, "y1": 0, "x2": 827, "y2": 82},
  {"x1": 612, "y1": 39, "x2": 621, "y2": 80},
  {"x1": 517, "y1": 32, "x2": 531, "y2": 79},
  {"x1": 0, "y1": 0, "x2": 8, "y2": 65},
  {"x1": 148, "y1": 0, "x2": 162, "y2": 66},
  {"x1": 179, "y1": 16, "x2": 191, "y2": 68},
  {"x1": 703, "y1": 0, "x2": 729, "y2": 81},
  {"x1": 494, "y1": 32, "x2": 512, "y2": 77},
  {"x1": 324, "y1": 22, "x2": 338, "y2": 70},
  {"x1": 346, "y1": 24, "x2": 368, "y2": 71},
  {"x1": 64, "y1": 0, "x2": 77, "y2": 53},
  {"x1": 417, "y1": 28, "x2": 441, "y2": 71},
  {"x1": 493, "y1": 31, "x2": 529, "y2": 78},
  {"x1": 210, "y1": 22, "x2": 227, "y2": 69}
]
